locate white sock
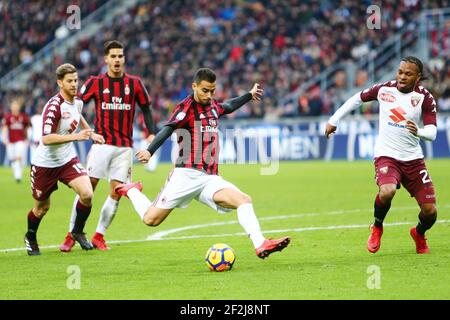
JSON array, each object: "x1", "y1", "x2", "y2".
[
  {"x1": 127, "y1": 188, "x2": 152, "y2": 221},
  {"x1": 237, "y1": 203, "x2": 265, "y2": 248},
  {"x1": 69, "y1": 195, "x2": 79, "y2": 232},
  {"x1": 12, "y1": 160, "x2": 22, "y2": 181},
  {"x1": 95, "y1": 196, "x2": 119, "y2": 235}
]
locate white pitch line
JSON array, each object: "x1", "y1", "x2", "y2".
[{"x1": 0, "y1": 206, "x2": 450, "y2": 253}]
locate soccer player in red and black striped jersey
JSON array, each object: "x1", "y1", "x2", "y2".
[
  {"x1": 115, "y1": 68, "x2": 290, "y2": 259},
  {"x1": 60, "y1": 40, "x2": 156, "y2": 252}
]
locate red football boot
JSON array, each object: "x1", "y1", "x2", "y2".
[
  {"x1": 367, "y1": 225, "x2": 383, "y2": 253},
  {"x1": 256, "y1": 236, "x2": 290, "y2": 259},
  {"x1": 114, "y1": 182, "x2": 143, "y2": 198},
  {"x1": 91, "y1": 232, "x2": 110, "y2": 251},
  {"x1": 60, "y1": 232, "x2": 76, "y2": 252},
  {"x1": 410, "y1": 227, "x2": 430, "y2": 254}
]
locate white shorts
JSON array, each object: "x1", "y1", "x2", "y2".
[
  {"x1": 7, "y1": 141, "x2": 27, "y2": 161},
  {"x1": 86, "y1": 144, "x2": 132, "y2": 182},
  {"x1": 154, "y1": 168, "x2": 240, "y2": 214}
]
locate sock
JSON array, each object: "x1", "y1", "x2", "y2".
[
  {"x1": 374, "y1": 194, "x2": 391, "y2": 228},
  {"x1": 416, "y1": 210, "x2": 437, "y2": 235},
  {"x1": 237, "y1": 203, "x2": 265, "y2": 248},
  {"x1": 95, "y1": 196, "x2": 119, "y2": 235},
  {"x1": 127, "y1": 188, "x2": 152, "y2": 221},
  {"x1": 27, "y1": 210, "x2": 42, "y2": 241},
  {"x1": 12, "y1": 160, "x2": 22, "y2": 181},
  {"x1": 71, "y1": 200, "x2": 92, "y2": 234},
  {"x1": 68, "y1": 195, "x2": 79, "y2": 232}
]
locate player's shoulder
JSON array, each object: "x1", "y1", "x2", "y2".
[
  {"x1": 414, "y1": 85, "x2": 434, "y2": 97},
  {"x1": 124, "y1": 73, "x2": 142, "y2": 81},
  {"x1": 365, "y1": 80, "x2": 397, "y2": 92},
  {"x1": 46, "y1": 93, "x2": 64, "y2": 106},
  {"x1": 177, "y1": 95, "x2": 195, "y2": 108}
]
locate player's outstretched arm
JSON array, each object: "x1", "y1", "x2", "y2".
[
  {"x1": 136, "y1": 125, "x2": 175, "y2": 163},
  {"x1": 325, "y1": 92, "x2": 363, "y2": 138},
  {"x1": 221, "y1": 83, "x2": 264, "y2": 115}
]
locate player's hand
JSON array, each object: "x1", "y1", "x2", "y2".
[
  {"x1": 76, "y1": 129, "x2": 94, "y2": 141},
  {"x1": 91, "y1": 133, "x2": 105, "y2": 144},
  {"x1": 146, "y1": 134, "x2": 155, "y2": 144},
  {"x1": 135, "y1": 150, "x2": 151, "y2": 163},
  {"x1": 406, "y1": 120, "x2": 418, "y2": 136},
  {"x1": 249, "y1": 83, "x2": 263, "y2": 101},
  {"x1": 325, "y1": 123, "x2": 337, "y2": 138}
]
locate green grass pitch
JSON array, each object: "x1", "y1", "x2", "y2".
[{"x1": 0, "y1": 160, "x2": 449, "y2": 300}]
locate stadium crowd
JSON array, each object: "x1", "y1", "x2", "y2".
[{"x1": 0, "y1": 0, "x2": 449, "y2": 126}]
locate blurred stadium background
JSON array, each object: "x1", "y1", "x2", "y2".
[{"x1": 0, "y1": 0, "x2": 449, "y2": 165}]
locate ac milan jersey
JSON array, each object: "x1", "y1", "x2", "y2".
[
  {"x1": 79, "y1": 73, "x2": 151, "y2": 147},
  {"x1": 32, "y1": 93, "x2": 83, "y2": 168},
  {"x1": 166, "y1": 95, "x2": 226, "y2": 175},
  {"x1": 2, "y1": 112, "x2": 30, "y2": 143},
  {"x1": 361, "y1": 81, "x2": 437, "y2": 161}
]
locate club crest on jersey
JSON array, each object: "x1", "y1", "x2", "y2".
[
  {"x1": 62, "y1": 111, "x2": 72, "y2": 119},
  {"x1": 125, "y1": 85, "x2": 130, "y2": 95},
  {"x1": 379, "y1": 92, "x2": 396, "y2": 103},
  {"x1": 411, "y1": 96, "x2": 421, "y2": 107},
  {"x1": 379, "y1": 166, "x2": 389, "y2": 174}
]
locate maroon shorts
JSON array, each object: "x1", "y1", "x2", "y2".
[
  {"x1": 30, "y1": 157, "x2": 87, "y2": 201},
  {"x1": 374, "y1": 156, "x2": 436, "y2": 205}
]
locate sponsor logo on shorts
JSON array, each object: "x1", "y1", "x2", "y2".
[{"x1": 379, "y1": 166, "x2": 389, "y2": 174}]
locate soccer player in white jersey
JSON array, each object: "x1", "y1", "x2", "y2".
[
  {"x1": 325, "y1": 56, "x2": 438, "y2": 254},
  {"x1": 29, "y1": 105, "x2": 43, "y2": 163},
  {"x1": 24, "y1": 63, "x2": 105, "y2": 256}
]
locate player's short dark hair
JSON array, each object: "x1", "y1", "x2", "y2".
[
  {"x1": 194, "y1": 68, "x2": 216, "y2": 84},
  {"x1": 56, "y1": 63, "x2": 77, "y2": 80},
  {"x1": 104, "y1": 40, "x2": 124, "y2": 55},
  {"x1": 401, "y1": 56, "x2": 426, "y2": 79}
]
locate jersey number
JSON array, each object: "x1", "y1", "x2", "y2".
[{"x1": 419, "y1": 169, "x2": 432, "y2": 184}]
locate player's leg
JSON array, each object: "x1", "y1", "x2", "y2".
[
  {"x1": 7, "y1": 142, "x2": 21, "y2": 182},
  {"x1": 405, "y1": 160, "x2": 437, "y2": 254},
  {"x1": 202, "y1": 178, "x2": 290, "y2": 259},
  {"x1": 28, "y1": 163, "x2": 58, "y2": 255},
  {"x1": 116, "y1": 168, "x2": 201, "y2": 227},
  {"x1": 25, "y1": 198, "x2": 51, "y2": 256},
  {"x1": 368, "y1": 157, "x2": 401, "y2": 253},
  {"x1": 91, "y1": 147, "x2": 132, "y2": 249},
  {"x1": 67, "y1": 175, "x2": 94, "y2": 250}
]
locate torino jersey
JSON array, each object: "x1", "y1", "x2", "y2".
[
  {"x1": 166, "y1": 95, "x2": 226, "y2": 175},
  {"x1": 361, "y1": 81, "x2": 437, "y2": 161},
  {"x1": 32, "y1": 93, "x2": 82, "y2": 168},
  {"x1": 2, "y1": 112, "x2": 30, "y2": 143},
  {"x1": 79, "y1": 73, "x2": 151, "y2": 148}
]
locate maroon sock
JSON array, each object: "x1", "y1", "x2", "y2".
[
  {"x1": 71, "y1": 201, "x2": 92, "y2": 234},
  {"x1": 374, "y1": 194, "x2": 391, "y2": 228}
]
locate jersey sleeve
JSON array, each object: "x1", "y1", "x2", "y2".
[
  {"x1": 422, "y1": 90, "x2": 437, "y2": 126},
  {"x1": 136, "y1": 78, "x2": 152, "y2": 110},
  {"x1": 41, "y1": 101, "x2": 62, "y2": 136},
  {"x1": 79, "y1": 77, "x2": 96, "y2": 103},
  {"x1": 360, "y1": 83, "x2": 384, "y2": 102},
  {"x1": 165, "y1": 102, "x2": 190, "y2": 128}
]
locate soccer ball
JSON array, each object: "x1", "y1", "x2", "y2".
[{"x1": 205, "y1": 243, "x2": 236, "y2": 272}]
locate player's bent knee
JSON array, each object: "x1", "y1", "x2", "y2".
[
  {"x1": 241, "y1": 193, "x2": 252, "y2": 204},
  {"x1": 143, "y1": 215, "x2": 161, "y2": 227},
  {"x1": 78, "y1": 190, "x2": 93, "y2": 205},
  {"x1": 422, "y1": 204, "x2": 437, "y2": 217},
  {"x1": 379, "y1": 186, "x2": 396, "y2": 201}
]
